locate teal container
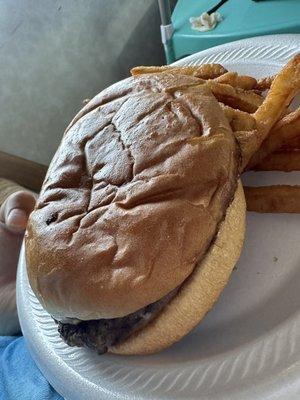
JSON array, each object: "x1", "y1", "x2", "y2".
[{"x1": 170, "y1": 0, "x2": 300, "y2": 62}]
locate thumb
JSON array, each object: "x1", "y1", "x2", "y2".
[{"x1": 0, "y1": 191, "x2": 36, "y2": 233}]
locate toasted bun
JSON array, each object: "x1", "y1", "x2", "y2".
[
  {"x1": 111, "y1": 181, "x2": 245, "y2": 354},
  {"x1": 25, "y1": 73, "x2": 240, "y2": 320}
]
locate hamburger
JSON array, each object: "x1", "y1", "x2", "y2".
[{"x1": 25, "y1": 71, "x2": 246, "y2": 355}]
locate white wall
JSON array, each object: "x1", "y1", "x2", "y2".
[{"x1": 0, "y1": 0, "x2": 164, "y2": 165}]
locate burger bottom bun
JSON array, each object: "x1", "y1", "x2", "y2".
[{"x1": 110, "y1": 180, "x2": 246, "y2": 355}]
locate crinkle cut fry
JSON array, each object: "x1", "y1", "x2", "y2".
[
  {"x1": 131, "y1": 64, "x2": 228, "y2": 79},
  {"x1": 244, "y1": 185, "x2": 300, "y2": 213}
]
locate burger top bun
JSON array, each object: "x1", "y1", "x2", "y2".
[{"x1": 25, "y1": 73, "x2": 240, "y2": 321}]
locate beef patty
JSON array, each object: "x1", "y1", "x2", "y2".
[{"x1": 57, "y1": 288, "x2": 178, "y2": 354}]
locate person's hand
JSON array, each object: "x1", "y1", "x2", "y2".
[{"x1": 0, "y1": 190, "x2": 36, "y2": 335}]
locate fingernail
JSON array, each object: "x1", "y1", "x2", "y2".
[{"x1": 7, "y1": 208, "x2": 28, "y2": 230}]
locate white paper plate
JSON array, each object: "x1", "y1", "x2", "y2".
[{"x1": 17, "y1": 35, "x2": 300, "y2": 400}]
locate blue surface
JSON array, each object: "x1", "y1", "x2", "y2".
[
  {"x1": 0, "y1": 336, "x2": 62, "y2": 400},
  {"x1": 171, "y1": 0, "x2": 300, "y2": 60}
]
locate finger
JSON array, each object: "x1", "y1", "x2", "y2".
[{"x1": 0, "y1": 191, "x2": 36, "y2": 233}]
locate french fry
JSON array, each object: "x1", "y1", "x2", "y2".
[
  {"x1": 252, "y1": 150, "x2": 300, "y2": 171},
  {"x1": 132, "y1": 66, "x2": 257, "y2": 90},
  {"x1": 130, "y1": 64, "x2": 227, "y2": 79},
  {"x1": 244, "y1": 185, "x2": 300, "y2": 213},
  {"x1": 235, "y1": 130, "x2": 262, "y2": 165},
  {"x1": 206, "y1": 81, "x2": 263, "y2": 113},
  {"x1": 235, "y1": 54, "x2": 300, "y2": 169},
  {"x1": 247, "y1": 107, "x2": 300, "y2": 168},
  {"x1": 254, "y1": 55, "x2": 300, "y2": 133},
  {"x1": 254, "y1": 75, "x2": 275, "y2": 91},
  {"x1": 220, "y1": 104, "x2": 257, "y2": 131},
  {"x1": 215, "y1": 72, "x2": 257, "y2": 90}
]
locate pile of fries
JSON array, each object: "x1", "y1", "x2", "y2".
[{"x1": 132, "y1": 57, "x2": 300, "y2": 214}]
